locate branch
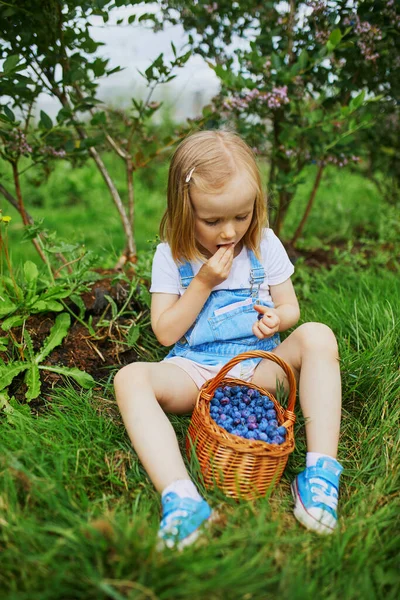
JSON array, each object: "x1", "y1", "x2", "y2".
[{"x1": 290, "y1": 162, "x2": 325, "y2": 248}]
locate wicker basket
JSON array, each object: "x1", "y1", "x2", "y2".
[{"x1": 185, "y1": 350, "x2": 297, "y2": 501}]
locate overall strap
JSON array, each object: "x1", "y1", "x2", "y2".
[
  {"x1": 178, "y1": 260, "x2": 195, "y2": 289},
  {"x1": 248, "y1": 249, "x2": 265, "y2": 297}
]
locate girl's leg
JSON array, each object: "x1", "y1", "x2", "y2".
[
  {"x1": 114, "y1": 361, "x2": 199, "y2": 493},
  {"x1": 114, "y1": 361, "x2": 215, "y2": 550},
  {"x1": 251, "y1": 322, "x2": 342, "y2": 534},
  {"x1": 251, "y1": 322, "x2": 341, "y2": 456}
]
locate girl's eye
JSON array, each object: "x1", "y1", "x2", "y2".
[{"x1": 204, "y1": 215, "x2": 249, "y2": 226}]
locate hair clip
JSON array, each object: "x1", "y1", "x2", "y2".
[{"x1": 185, "y1": 167, "x2": 195, "y2": 183}]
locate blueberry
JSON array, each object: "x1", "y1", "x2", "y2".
[
  {"x1": 212, "y1": 399, "x2": 220, "y2": 407},
  {"x1": 238, "y1": 402, "x2": 246, "y2": 410},
  {"x1": 232, "y1": 386, "x2": 241, "y2": 394},
  {"x1": 266, "y1": 409, "x2": 276, "y2": 420},
  {"x1": 233, "y1": 418, "x2": 241, "y2": 426},
  {"x1": 248, "y1": 422, "x2": 258, "y2": 431},
  {"x1": 242, "y1": 395, "x2": 251, "y2": 405},
  {"x1": 258, "y1": 432, "x2": 268, "y2": 442},
  {"x1": 220, "y1": 414, "x2": 227, "y2": 421},
  {"x1": 253, "y1": 430, "x2": 260, "y2": 440},
  {"x1": 221, "y1": 397, "x2": 230, "y2": 406},
  {"x1": 247, "y1": 415, "x2": 257, "y2": 423},
  {"x1": 222, "y1": 386, "x2": 231, "y2": 396},
  {"x1": 277, "y1": 426, "x2": 287, "y2": 436},
  {"x1": 246, "y1": 431, "x2": 256, "y2": 439},
  {"x1": 269, "y1": 419, "x2": 279, "y2": 428},
  {"x1": 275, "y1": 434, "x2": 285, "y2": 445},
  {"x1": 214, "y1": 391, "x2": 223, "y2": 400},
  {"x1": 266, "y1": 425, "x2": 276, "y2": 437}
]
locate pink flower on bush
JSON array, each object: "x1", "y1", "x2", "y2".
[
  {"x1": 205, "y1": 3, "x2": 218, "y2": 14},
  {"x1": 5, "y1": 129, "x2": 33, "y2": 155},
  {"x1": 343, "y1": 15, "x2": 383, "y2": 62},
  {"x1": 223, "y1": 86, "x2": 290, "y2": 112}
]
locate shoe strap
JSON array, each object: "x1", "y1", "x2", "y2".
[
  {"x1": 162, "y1": 494, "x2": 204, "y2": 518},
  {"x1": 306, "y1": 466, "x2": 340, "y2": 489}
]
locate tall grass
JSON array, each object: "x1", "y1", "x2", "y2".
[
  {"x1": 1, "y1": 151, "x2": 399, "y2": 598},
  {"x1": 1, "y1": 263, "x2": 399, "y2": 599}
]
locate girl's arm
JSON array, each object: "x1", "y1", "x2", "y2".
[
  {"x1": 151, "y1": 278, "x2": 212, "y2": 347},
  {"x1": 253, "y1": 278, "x2": 300, "y2": 339},
  {"x1": 151, "y1": 244, "x2": 235, "y2": 347}
]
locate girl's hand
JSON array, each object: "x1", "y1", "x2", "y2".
[
  {"x1": 252, "y1": 305, "x2": 281, "y2": 339},
  {"x1": 196, "y1": 243, "x2": 235, "y2": 289}
]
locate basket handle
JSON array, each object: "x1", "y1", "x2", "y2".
[{"x1": 203, "y1": 350, "x2": 297, "y2": 413}]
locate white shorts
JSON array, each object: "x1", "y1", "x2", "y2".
[{"x1": 163, "y1": 356, "x2": 257, "y2": 390}]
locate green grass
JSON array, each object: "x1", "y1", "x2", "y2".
[
  {"x1": 1, "y1": 153, "x2": 399, "y2": 598},
  {"x1": 1, "y1": 264, "x2": 399, "y2": 599}
]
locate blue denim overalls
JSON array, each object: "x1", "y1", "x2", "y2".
[{"x1": 165, "y1": 248, "x2": 280, "y2": 371}]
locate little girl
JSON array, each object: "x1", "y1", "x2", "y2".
[{"x1": 114, "y1": 130, "x2": 343, "y2": 551}]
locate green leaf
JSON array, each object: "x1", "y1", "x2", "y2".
[
  {"x1": 298, "y1": 49, "x2": 309, "y2": 71},
  {"x1": 4, "y1": 106, "x2": 15, "y2": 122},
  {"x1": 3, "y1": 55, "x2": 20, "y2": 73},
  {"x1": 1, "y1": 315, "x2": 24, "y2": 331},
  {"x1": 271, "y1": 53, "x2": 281, "y2": 70},
  {"x1": 24, "y1": 260, "x2": 38, "y2": 298},
  {"x1": 35, "y1": 313, "x2": 71, "y2": 364},
  {"x1": 70, "y1": 294, "x2": 87, "y2": 320},
  {"x1": 349, "y1": 90, "x2": 365, "y2": 111},
  {"x1": 329, "y1": 29, "x2": 342, "y2": 48},
  {"x1": 128, "y1": 14, "x2": 136, "y2": 24},
  {"x1": 104, "y1": 294, "x2": 118, "y2": 320},
  {"x1": 25, "y1": 364, "x2": 41, "y2": 401},
  {"x1": 0, "y1": 362, "x2": 28, "y2": 391},
  {"x1": 43, "y1": 300, "x2": 64, "y2": 312},
  {"x1": 127, "y1": 324, "x2": 140, "y2": 346},
  {"x1": 41, "y1": 286, "x2": 73, "y2": 301},
  {"x1": 0, "y1": 336, "x2": 9, "y2": 352},
  {"x1": 0, "y1": 300, "x2": 17, "y2": 318},
  {"x1": 39, "y1": 365, "x2": 95, "y2": 389},
  {"x1": 23, "y1": 330, "x2": 35, "y2": 361},
  {"x1": 40, "y1": 110, "x2": 53, "y2": 130},
  {"x1": 30, "y1": 300, "x2": 47, "y2": 312},
  {"x1": 46, "y1": 243, "x2": 80, "y2": 253}
]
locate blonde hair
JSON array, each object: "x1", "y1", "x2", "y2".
[{"x1": 159, "y1": 130, "x2": 267, "y2": 263}]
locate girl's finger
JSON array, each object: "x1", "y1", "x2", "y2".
[
  {"x1": 252, "y1": 323, "x2": 262, "y2": 339},
  {"x1": 257, "y1": 320, "x2": 274, "y2": 336}
]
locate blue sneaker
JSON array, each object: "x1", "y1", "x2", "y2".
[
  {"x1": 291, "y1": 457, "x2": 343, "y2": 535},
  {"x1": 156, "y1": 491, "x2": 213, "y2": 551}
]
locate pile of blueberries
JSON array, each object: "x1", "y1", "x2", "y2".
[{"x1": 209, "y1": 384, "x2": 287, "y2": 444}]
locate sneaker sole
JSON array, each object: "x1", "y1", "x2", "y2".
[
  {"x1": 291, "y1": 479, "x2": 336, "y2": 535},
  {"x1": 156, "y1": 509, "x2": 221, "y2": 552}
]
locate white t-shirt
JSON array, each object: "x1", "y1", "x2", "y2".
[{"x1": 150, "y1": 228, "x2": 294, "y2": 303}]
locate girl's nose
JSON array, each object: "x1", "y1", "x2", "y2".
[{"x1": 221, "y1": 222, "x2": 236, "y2": 240}]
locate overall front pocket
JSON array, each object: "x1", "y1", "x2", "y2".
[{"x1": 208, "y1": 299, "x2": 274, "y2": 342}]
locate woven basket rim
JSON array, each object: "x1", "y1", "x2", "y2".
[{"x1": 194, "y1": 376, "x2": 296, "y2": 456}]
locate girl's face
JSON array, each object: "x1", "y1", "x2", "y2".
[{"x1": 190, "y1": 169, "x2": 256, "y2": 259}]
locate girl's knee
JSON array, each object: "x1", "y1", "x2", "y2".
[
  {"x1": 295, "y1": 322, "x2": 339, "y2": 357},
  {"x1": 114, "y1": 362, "x2": 151, "y2": 392}
]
